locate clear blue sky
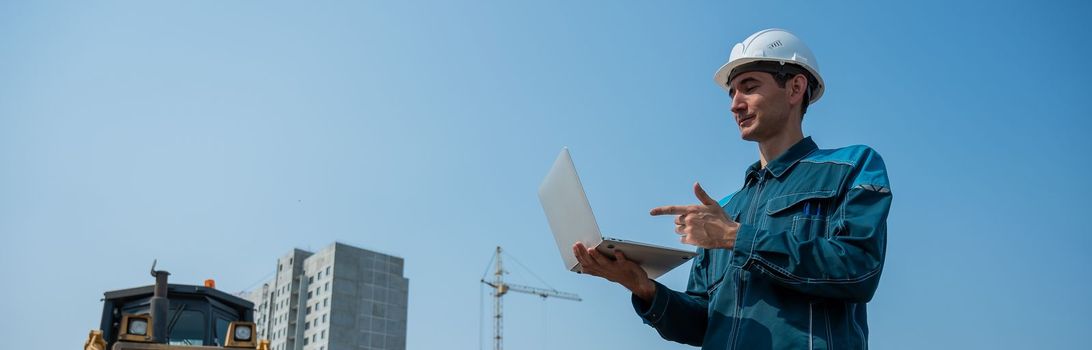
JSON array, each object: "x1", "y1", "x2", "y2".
[{"x1": 2, "y1": 1, "x2": 1090, "y2": 349}]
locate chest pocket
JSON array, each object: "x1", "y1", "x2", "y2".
[{"x1": 765, "y1": 190, "x2": 838, "y2": 241}]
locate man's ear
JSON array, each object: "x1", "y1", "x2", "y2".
[{"x1": 790, "y1": 74, "x2": 809, "y2": 104}]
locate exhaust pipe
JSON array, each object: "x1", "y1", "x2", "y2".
[{"x1": 150, "y1": 260, "x2": 170, "y2": 344}]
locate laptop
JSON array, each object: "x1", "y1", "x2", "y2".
[{"x1": 538, "y1": 147, "x2": 697, "y2": 279}]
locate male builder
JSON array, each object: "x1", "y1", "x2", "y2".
[{"x1": 573, "y1": 28, "x2": 892, "y2": 349}]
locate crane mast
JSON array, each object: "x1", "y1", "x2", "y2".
[{"x1": 481, "y1": 246, "x2": 580, "y2": 350}]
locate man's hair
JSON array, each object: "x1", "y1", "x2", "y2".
[{"x1": 729, "y1": 61, "x2": 818, "y2": 119}]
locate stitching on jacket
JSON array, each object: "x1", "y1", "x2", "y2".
[
  {"x1": 757, "y1": 258, "x2": 882, "y2": 284},
  {"x1": 749, "y1": 225, "x2": 761, "y2": 264},
  {"x1": 792, "y1": 216, "x2": 827, "y2": 241},
  {"x1": 808, "y1": 302, "x2": 814, "y2": 350},
  {"x1": 765, "y1": 190, "x2": 838, "y2": 215},
  {"x1": 840, "y1": 189, "x2": 847, "y2": 227},
  {"x1": 751, "y1": 257, "x2": 882, "y2": 284},
  {"x1": 825, "y1": 305, "x2": 833, "y2": 350},
  {"x1": 767, "y1": 190, "x2": 837, "y2": 203},
  {"x1": 799, "y1": 159, "x2": 855, "y2": 167},
  {"x1": 727, "y1": 267, "x2": 747, "y2": 350},
  {"x1": 643, "y1": 293, "x2": 668, "y2": 324}
]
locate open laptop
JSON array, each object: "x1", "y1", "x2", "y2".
[{"x1": 538, "y1": 147, "x2": 697, "y2": 279}]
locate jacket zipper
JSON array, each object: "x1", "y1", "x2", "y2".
[
  {"x1": 748, "y1": 172, "x2": 768, "y2": 224},
  {"x1": 727, "y1": 267, "x2": 747, "y2": 349},
  {"x1": 730, "y1": 173, "x2": 765, "y2": 349}
]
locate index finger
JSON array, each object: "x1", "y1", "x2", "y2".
[{"x1": 649, "y1": 205, "x2": 697, "y2": 216}]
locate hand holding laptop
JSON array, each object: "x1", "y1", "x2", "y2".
[
  {"x1": 572, "y1": 242, "x2": 657, "y2": 302},
  {"x1": 649, "y1": 182, "x2": 741, "y2": 250}
]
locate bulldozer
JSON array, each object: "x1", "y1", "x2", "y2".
[{"x1": 84, "y1": 262, "x2": 269, "y2": 350}]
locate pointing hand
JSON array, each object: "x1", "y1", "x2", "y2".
[{"x1": 649, "y1": 182, "x2": 740, "y2": 249}]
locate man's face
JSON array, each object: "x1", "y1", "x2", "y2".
[{"x1": 728, "y1": 71, "x2": 794, "y2": 142}]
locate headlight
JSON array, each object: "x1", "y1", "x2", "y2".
[
  {"x1": 225, "y1": 321, "x2": 258, "y2": 347},
  {"x1": 233, "y1": 324, "x2": 252, "y2": 341},
  {"x1": 118, "y1": 314, "x2": 154, "y2": 342},
  {"x1": 128, "y1": 318, "x2": 148, "y2": 335}
]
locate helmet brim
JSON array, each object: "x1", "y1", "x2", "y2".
[{"x1": 714, "y1": 58, "x2": 825, "y2": 104}]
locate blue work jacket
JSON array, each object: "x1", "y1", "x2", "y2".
[{"x1": 632, "y1": 137, "x2": 892, "y2": 349}]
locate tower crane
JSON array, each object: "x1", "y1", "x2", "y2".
[{"x1": 480, "y1": 246, "x2": 580, "y2": 350}]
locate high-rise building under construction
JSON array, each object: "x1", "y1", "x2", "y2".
[{"x1": 246, "y1": 242, "x2": 408, "y2": 350}]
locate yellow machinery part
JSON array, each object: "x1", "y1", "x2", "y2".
[{"x1": 84, "y1": 330, "x2": 107, "y2": 350}]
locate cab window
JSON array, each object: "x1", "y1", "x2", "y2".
[{"x1": 167, "y1": 310, "x2": 206, "y2": 345}]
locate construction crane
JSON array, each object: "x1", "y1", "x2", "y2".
[{"x1": 481, "y1": 246, "x2": 580, "y2": 350}]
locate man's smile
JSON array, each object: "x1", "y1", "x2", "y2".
[{"x1": 737, "y1": 114, "x2": 755, "y2": 127}]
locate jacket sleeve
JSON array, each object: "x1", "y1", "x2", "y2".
[
  {"x1": 630, "y1": 248, "x2": 713, "y2": 346},
  {"x1": 732, "y1": 148, "x2": 892, "y2": 302}
]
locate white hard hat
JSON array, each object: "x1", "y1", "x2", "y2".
[{"x1": 713, "y1": 28, "x2": 825, "y2": 103}]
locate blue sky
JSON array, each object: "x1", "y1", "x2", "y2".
[{"x1": 2, "y1": 1, "x2": 1090, "y2": 349}]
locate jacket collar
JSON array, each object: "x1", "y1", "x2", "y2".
[{"x1": 745, "y1": 136, "x2": 818, "y2": 181}]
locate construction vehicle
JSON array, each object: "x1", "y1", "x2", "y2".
[{"x1": 84, "y1": 261, "x2": 269, "y2": 350}]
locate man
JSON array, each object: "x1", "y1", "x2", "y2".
[{"x1": 573, "y1": 28, "x2": 892, "y2": 349}]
